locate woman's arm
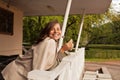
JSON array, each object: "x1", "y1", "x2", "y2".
[
  {"x1": 33, "y1": 38, "x2": 57, "y2": 70},
  {"x1": 59, "y1": 39, "x2": 74, "y2": 53}
]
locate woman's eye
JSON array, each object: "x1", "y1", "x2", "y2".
[{"x1": 57, "y1": 28, "x2": 60, "y2": 31}]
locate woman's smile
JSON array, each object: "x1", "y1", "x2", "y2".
[{"x1": 49, "y1": 23, "x2": 62, "y2": 41}]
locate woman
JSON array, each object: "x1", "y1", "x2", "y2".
[{"x1": 1, "y1": 20, "x2": 73, "y2": 80}]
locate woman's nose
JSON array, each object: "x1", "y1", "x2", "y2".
[{"x1": 54, "y1": 29, "x2": 58, "y2": 33}]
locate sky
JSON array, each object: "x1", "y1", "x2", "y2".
[{"x1": 111, "y1": 0, "x2": 120, "y2": 13}]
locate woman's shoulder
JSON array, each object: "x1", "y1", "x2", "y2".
[
  {"x1": 41, "y1": 37, "x2": 57, "y2": 47},
  {"x1": 44, "y1": 37, "x2": 56, "y2": 43},
  {"x1": 33, "y1": 37, "x2": 56, "y2": 46},
  {"x1": 32, "y1": 37, "x2": 56, "y2": 49}
]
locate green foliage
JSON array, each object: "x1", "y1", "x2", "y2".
[
  {"x1": 23, "y1": 17, "x2": 40, "y2": 44},
  {"x1": 23, "y1": 16, "x2": 63, "y2": 44},
  {"x1": 88, "y1": 20, "x2": 120, "y2": 44},
  {"x1": 86, "y1": 44, "x2": 120, "y2": 59},
  {"x1": 23, "y1": 9, "x2": 120, "y2": 46},
  {"x1": 87, "y1": 44, "x2": 120, "y2": 50},
  {"x1": 64, "y1": 15, "x2": 81, "y2": 43},
  {"x1": 85, "y1": 58, "x2": 120, "y2": 62}
]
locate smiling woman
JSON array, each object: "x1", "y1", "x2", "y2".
[
  {"x1": 1, "y1": 20, "x2": 74, "y2": 80},
  {"x1": 49, "y1": 23, "x2": 62, "y2": 41}
]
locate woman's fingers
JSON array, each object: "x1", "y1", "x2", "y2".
[
  {"x1": 61, "y1": 39, "x2": 74, "y2": 52},
  {"x1": 66, "y1": 39, "x2": 74, "y2": 50}
]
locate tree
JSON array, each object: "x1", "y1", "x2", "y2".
[
  {"x1": 23, "y1": 8, "x2": 120, "y2": 46},
  {"x1": 23, "y1": 16, "x2": 63, "y2": 44}
]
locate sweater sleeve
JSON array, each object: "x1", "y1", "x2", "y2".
[{"x1": 33, "y1": 38, "x2": 57, "y2": 70}]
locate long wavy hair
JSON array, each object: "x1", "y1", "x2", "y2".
[{"x1": 35, "y1": 20, "x2": 61, "y2": 45}]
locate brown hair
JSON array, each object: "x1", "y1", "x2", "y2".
[{"x1": 35, "y1": 20, "x2": 61, "y2": 44}]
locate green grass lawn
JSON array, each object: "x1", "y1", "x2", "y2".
[
  {"x1": 85, "y1": 58, "x2": 120, "y2": 62},
  {"x1": 85, "y1": 44, "x2": 120, "y2": 60}
]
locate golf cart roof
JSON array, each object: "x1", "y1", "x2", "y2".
[{"x1": 3, "y1": 0, "x2": 112, "y2": 16}]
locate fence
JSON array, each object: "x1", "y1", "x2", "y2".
[{"x1": 27, "y1": 48, "x2": 85, "y2": 80}]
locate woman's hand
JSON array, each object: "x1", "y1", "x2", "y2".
[{"x1": 60, "y1": 39, "x2": 74, "y2": 53}]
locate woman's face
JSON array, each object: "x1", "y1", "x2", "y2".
[{"x1": 49, "y1": 23, "x2": 62, "y2": 41}]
